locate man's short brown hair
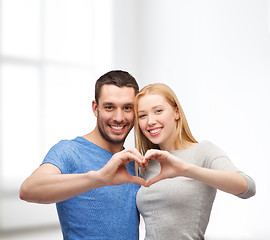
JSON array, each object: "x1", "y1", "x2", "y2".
[{"x1": 95, "y1": 70, "x2": 139, "y2": 104}]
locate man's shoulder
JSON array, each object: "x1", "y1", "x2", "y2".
[
  {"x1": 47, "y1": 137, "x2": 88, "y2": 156},
  {"x1": 52, "y1": 137, "x2": 79, "y2": 149}
]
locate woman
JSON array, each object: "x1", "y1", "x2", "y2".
[{"x1": 134, "y1": 83, "x2": 256, "y2": 240}]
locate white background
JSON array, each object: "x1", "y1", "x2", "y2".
[{"x1": 0, "y1": 0, "x2": 269, "y2": 239}]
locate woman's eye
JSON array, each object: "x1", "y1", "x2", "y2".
[
  {"x1": 138, "y1": 114, "x2": 146, "y2": 119},
  {"x1": 156, "y1": 109, "x2": 163, "y2": 114}
]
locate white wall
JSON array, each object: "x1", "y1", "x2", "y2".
[
  {"x1": 113, "y1": 0, "x2": 270, "y2": 239},
  {"x1": 0, "y1": 0, "x2": 113, "y2": 234},
  {"x1": 1, "y1": 1, "x2": 269, "y2": 239}
]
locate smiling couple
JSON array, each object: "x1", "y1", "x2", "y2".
[{"x1": 20, "y1": 70, "x2": 256, "y2": 240}]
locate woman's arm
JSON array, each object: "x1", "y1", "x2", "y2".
[
  {"x1": 183, "y1": 164, "x2": 248, "y2": 195},
  {"x1": 144, "y1": 149, "x2": 249, "y2": 195}
]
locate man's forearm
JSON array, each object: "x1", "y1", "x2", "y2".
[{"x1": 20, "y1": 170, "x2": 102, "y2": 204}]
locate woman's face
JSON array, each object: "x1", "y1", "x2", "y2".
[{"x1": 137, "y1": 93, "x2": 179, "y2": 151}]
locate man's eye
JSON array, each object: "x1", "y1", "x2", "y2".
[
  {"x1": 105, "y1": 106, "x2": 113, "y2": 110},
  {"x1": 124, "y1": 106, "x2": 133, "y2": 112}
]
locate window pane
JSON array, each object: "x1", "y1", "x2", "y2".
[
  {"x1": 1, "y1": 0, "x2": 41, "y2": 59},
  {"x1": 1, "y1": 64, "x2": 41, "y2": 184},
  {"x1": 44, "y1": 0, "x2": 94, "y2": 65},
  {"x1": 43, "y1": 65, "x2": 95, "y2": 149}
]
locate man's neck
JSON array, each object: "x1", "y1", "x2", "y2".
[{"x1": 83, "y1": 128, "x2": 124, "y2": 154}]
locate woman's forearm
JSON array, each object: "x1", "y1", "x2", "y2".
[{"x1": 183, "y1": 164, "x2": 248, "y2": 195}]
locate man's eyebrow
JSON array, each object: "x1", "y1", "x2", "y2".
[
  {"x1": 102, "y1": 102, "x2": 134, "y2": 106},
  {"x1": 102, "y1": 102, "x2": 114, "y2": 106}
]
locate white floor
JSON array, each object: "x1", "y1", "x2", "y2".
[
  {"x1": 0, "y1": 221, "x2": 261, "y2": 240},
  {"x1": 0, "y1": 227, "x2": 62, "y2": 240},
  {"x1": 0, "y1": 227, "x2": 262, "y2": 240},
  {"x1": 0, "y1": 225, "x2": 145, "y2": 240}
]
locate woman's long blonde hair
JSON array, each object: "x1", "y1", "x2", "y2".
[{"x1": 134, "y1": 83, "x2": 197, "y2": 156}]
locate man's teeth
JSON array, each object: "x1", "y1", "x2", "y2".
[
  {"x1": 149, "y1": 129, "x2": 161, "y2": 134},
  {"x1": 111, "y1": 126, "x2": 124, "y2": 130}
]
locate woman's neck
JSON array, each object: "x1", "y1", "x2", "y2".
[{"x1": 160, "y1": 140, "x2": 197, "y2": 151}]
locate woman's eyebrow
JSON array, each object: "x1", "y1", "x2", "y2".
[{"x1": 138, "y1": 105, "x2": 163, "y2": 112}]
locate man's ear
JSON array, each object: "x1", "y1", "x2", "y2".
[{"x1": 92, "y1": 100, "x2": 98, "y2": 117}]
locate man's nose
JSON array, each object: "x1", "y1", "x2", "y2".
[{"x1": 113, "y1": 109, "x2": 125, "y2": 122}]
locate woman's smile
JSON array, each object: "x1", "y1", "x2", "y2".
[{"x1": 148, "y1": 127, "x2": 163, "y2": 136}]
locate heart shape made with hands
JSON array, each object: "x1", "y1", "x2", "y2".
[
  {"x1": 108, "y1": 148, "x2": 184, "y2": 187},
  {"x1": 138, "y1": 154, "x2": 164, "y2": 187},
  {"x1": 137, "y1": 149, "x2": 185, "y2": 187}
]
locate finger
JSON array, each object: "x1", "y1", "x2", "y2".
[
  {"x1": 129, "y1": 154, "x2": 146, "y2": 167},
  {"x1": 125, "y1": 148, "x2": 144, "y2": 161},
  {"x1": 128, "y1": 175, "x2": 148, "y2": 187},
  {"x1": 144, "y1": 149, "x2": 154, "y2": 161},
  {"x1": 147, "y1": 174, "x2": 164, "y2": 187},
  {"x1": 138, "y1": 156, "x2": 148, "y2": 168},
  {"x1": 141, "y1": 160, "x2": 149, "y2": 169},
  {"x1": 117, "y1": 151, "x2": 144, "y2": 165},
  {"x1": 144, "y1": 149, "x2": 163, "y2": 161}
]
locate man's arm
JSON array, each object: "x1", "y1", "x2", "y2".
[{"x1": 20, "y1": 149, "x2": 147, "y2": 204}]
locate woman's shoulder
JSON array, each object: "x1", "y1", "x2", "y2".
[
  {"x1": 178, "y1": 140, "x2": 216, "y2": 152},
  {"x1": 171, "y1": 140, "x2": 227, "y2": 159},
  {"x1": 196, "y1": 140, "x2": 227, "y2": 154}
]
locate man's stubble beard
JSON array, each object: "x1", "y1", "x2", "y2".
[
  {"x1": 97, "y1": 122, "x2": 128, "y2": 145},
  {"x1": 96, "y1": 115, "x2": 132, "y2": 145}
]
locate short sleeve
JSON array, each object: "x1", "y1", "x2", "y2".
[{"x1": 42, "y1": 140, "x2": 73, "y2": 174}]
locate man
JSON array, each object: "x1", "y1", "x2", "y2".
[{"x1": 20, "y1": 70, "x2": 147, "y2": 240}]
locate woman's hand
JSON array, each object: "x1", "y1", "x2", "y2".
[
  {"x1": 144, "y1": 149, "x2": 249, "y2": 195},
  {"x1": 144, "y1": 149, "x2": 190, "y2": 186}
]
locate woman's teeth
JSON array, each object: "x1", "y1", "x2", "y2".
[{"x1": 149, "y1": 128, "x2": 161, "y2": 134}]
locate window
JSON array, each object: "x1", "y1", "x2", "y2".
[{"x1": 0, "y1": 0, "x2": 112, "y2": 230}]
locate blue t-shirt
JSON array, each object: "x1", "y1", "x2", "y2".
[{"x1": 42, "y1": 137, "x2": 140, "y2": 240}]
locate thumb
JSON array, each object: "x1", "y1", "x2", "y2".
[
  {"x1": 128, "y1": 175, "x2": 148, "y2": 187},
  {"x1": 147, "y1": 174, "x2": 164, "y2": 187}
]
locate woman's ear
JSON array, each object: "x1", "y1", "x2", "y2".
[
  {"x1": 92, "y1": 100, "x2": 98, "y2": 117},
  {"x1": 175, "y1": 107, "x2": 180, "y2": 120}
]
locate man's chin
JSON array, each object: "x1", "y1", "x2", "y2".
[
  {"x1": 98, "y1": 124, "x2": 131, "y2": 145},
  {"x1": 102, "y1": 132, "x2": 127, "y2": 145},
  {"x1": 108, "y1": 136, "x2": 127, "y2": 145}
]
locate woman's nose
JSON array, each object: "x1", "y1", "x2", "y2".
[{"x1": 147, "y1": 114, "x2": 156, "y2": 126}]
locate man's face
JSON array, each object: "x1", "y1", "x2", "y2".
[{"x1": 93, "y1": 85, "x2": 136, "y2": 145}]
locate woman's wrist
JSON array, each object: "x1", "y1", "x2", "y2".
[{"x1": 181, "y1": 162, "x2": 195, "y2": 178}]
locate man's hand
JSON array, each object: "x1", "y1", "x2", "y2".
[{"x1": 96, "y1": 148, "x2": 148, "y2": 187}]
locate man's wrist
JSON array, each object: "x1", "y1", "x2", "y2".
[{"x1": 85, "y1": 170, "x2": 107, "y2": 189}]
